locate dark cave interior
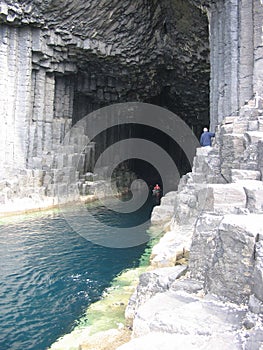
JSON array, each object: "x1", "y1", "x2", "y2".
[
  {"x1": 91, "y1": 124, "x2": 192, "y2": 190},
  {"x1": 66, "y1": 0, "x2": 210, "y2": 191}
]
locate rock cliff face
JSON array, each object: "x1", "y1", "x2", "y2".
[
  {"x1": 194, "y1": 0, "x2": 263, "y2": 131},
  {"x1": 2, "y1": 1, "x2": 262, "y2": 348},
  {"x1": 1, "y1": 0, "x2": 263, "y2": 213},
  {"x1": 122, "y1": 101, "x2": 263, "y2": 349},
  {"x1": 0, "y1": 0, "x2": 210, "y2": 212}
]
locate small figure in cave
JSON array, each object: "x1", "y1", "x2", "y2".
[
  {"x1": 153, "y1": 183, "x2": 161, "y2": 193},
  {"x1": 200, "y1": 127, "x2": 215, "y2": 147},
  {"x1": 152, "y1": 184, "x2": 162, "y2": 205}
]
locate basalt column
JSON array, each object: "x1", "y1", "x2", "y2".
[
  {"x1": 206, "y1": 0, "x2": 263, "y2": 130},
  {"x1": 0, "y1": 0, "x2": 210, "y2": 212},
  {"x1": 0, "y1": 25, "x2": 33, "y2": 174},
  {"x1": 28, "y1": 71, "x2": 74, "y2": 169},
  {"x1": 253, "y1": 0, "x2": 263, "y2": 96},
  {"x1": 209, "y1": 0, "x2": 240, "y2": 130}
]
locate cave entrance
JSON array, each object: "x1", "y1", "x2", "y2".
[
  {"x1": 91, "y1": 123, "x2": 192, "y2": 194},
  {"x1": 70, "y1": 0, "x2": 210, "y2": 193}
]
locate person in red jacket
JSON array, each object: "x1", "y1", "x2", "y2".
[
  {"x1": 153, "y1": 184, "x2": 160, "y2": 191},
  {"x1": 152, "y1": 183, "x2": 161, "y2": 196}
]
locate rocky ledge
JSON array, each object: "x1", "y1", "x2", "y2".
[{"x1": 116, "y1": 103, "x2": 263, "y2": 350}]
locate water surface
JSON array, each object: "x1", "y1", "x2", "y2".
[{"x1": 0, "y1": 196, "x2": 153, "y2": 350}]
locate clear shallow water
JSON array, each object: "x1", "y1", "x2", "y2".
[{"x1": 0, "y1": 195, "x2": 154, "y2": 350}]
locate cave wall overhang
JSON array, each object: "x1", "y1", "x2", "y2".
[
  {"x1": 0, "y1": 0, "x2": 210, "y2": 127},
  {"x1": 0, "y1": 0, "x2": 210, "y2": 193}
]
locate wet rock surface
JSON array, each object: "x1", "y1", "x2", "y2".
[{"x1": 119, "y1": 108, "x2": 263, "y2": 350}]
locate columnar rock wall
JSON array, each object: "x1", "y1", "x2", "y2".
[
  {"x1": 0, "y1": 23, "x2": 79, "y2": 211},
  {"x1": 205, "y1": 0, "x2": 263, "y2": 130},
  {"x1": 1, "y1": 0, "x2": 262, "y2": 214},
  {"x1": 0, "y1": 26, "x2": 33, "y2": 172},
  {"x1": 120, "y1": 101, "x2": 263, "y2": 350},
  {"x1": 0, "y1": 0, "x2": 210, "y2": 213},
  {"x1": 49, "y1": 101, "x2": 263, "y2": 350}
]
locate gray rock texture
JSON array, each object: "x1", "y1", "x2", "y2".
[
  {"x1": 194, "y1": 0, "x2": 263, "y2": 131},
  {"x1": 1, "y1": 1, "x2": 263, "y2": 348},
  {"x1": 131, "y1": 291, "x2": 246, "y2": 339},
  {"x1": 190, "y1": 214, "x2": 263, "y2": 304},
  {"x1": 151, "y1": 191, "x2": 177, "y2": 224},
  {"x1": 1, "y1": 0, "x2": 263, "y2": 215},
  {"x1": 121, "y1": 107, "x2": 263, "y2": 350},
  {"x1": 117, "y1": 331, "x2": 240, "y2": 350},
  {"x1": 125, "y1": 265, "x2": 187, "y2": 321},
  {"x1": 0, "y1": 0, "x2": 211, "y2": 213}
]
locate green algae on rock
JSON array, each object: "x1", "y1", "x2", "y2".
[
  {"x1": 49, "y1": 267, "x2": 146, "y2": 350},
  {"x1": 49, "y1": 232, "x2": 164, "y2": 350}
]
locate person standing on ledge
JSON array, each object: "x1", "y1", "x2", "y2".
[{"x1": 200, "y1": 127, "x2": 215, "y2": 147}]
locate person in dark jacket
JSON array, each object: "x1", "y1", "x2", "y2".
[{"x1": 200, "y1": 127, "x2": 215, "y2": 147}]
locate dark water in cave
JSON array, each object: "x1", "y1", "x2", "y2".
[{"x1": 0, "y1": 195, "x2": 155, "y2": 350}]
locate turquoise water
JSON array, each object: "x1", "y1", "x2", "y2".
[{"x1": 0, "y1": 196, "x2": 154, "y2": 350}]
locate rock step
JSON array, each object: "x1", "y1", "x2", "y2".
[
  {"x1": 124, "y1": 290, "x2": 246, "y2": 350},
  {"x1": 116, "y1": 332, "x2": 239, "y2": 350}
]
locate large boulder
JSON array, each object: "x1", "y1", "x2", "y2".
[{"x1": 190, "y1": 214, "x2": 263, "y2": 303}]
